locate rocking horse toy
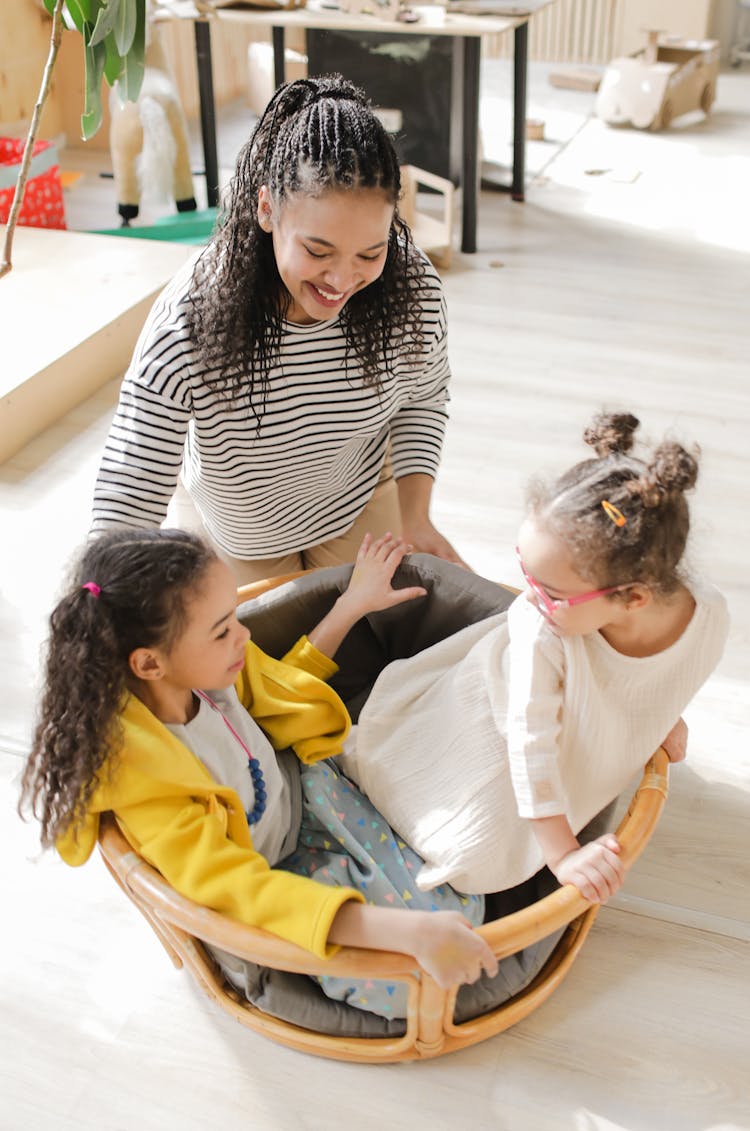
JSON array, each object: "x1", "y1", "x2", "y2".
[{"x1": 109, "y1": 9, "x2": 197, "y2": 226}]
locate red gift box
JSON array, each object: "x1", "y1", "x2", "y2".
[{"x1": 0, "y1": 137, "x2": 67, "y2": 230}]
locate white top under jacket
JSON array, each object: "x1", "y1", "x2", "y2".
[{"x1": 166, "y1": 686, "x2": 290, "y2": 867}]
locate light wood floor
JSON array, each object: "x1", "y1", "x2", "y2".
[{"x1": 2, "y1": 65, "x2": 749, "y2": 1131}]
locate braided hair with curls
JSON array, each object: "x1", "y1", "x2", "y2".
[
  {"x1": 186, "y1": 74, "x2": 424, "y2": 408},
  {"x1": 528, "y1": 412, "x2": 700, "y2": 595},
  {"x1": 19, "y1": 529, "x2": 217, "y2": 847}
]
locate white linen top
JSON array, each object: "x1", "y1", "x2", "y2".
[{"x1": 339, "y1": 580, "x2": 729, "y2": 893}]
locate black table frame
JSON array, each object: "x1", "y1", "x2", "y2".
[{"x1": 193, "y1": 15, "x2": 529, "y2": 254}]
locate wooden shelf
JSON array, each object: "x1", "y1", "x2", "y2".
[{"x1": 0, "y1": 226, "x2": 194, "y2": 463}]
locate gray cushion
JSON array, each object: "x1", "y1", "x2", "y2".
[{"x1": 239, "y1": 554, "x2": 516, "y2": 720}]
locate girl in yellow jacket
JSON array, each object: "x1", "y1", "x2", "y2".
[{"x1": 19, "y1": 527, "x2": 496, "y2": 1018}]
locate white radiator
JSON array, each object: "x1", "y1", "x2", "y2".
[{"x1": 486, "y1": 0, "x2": 621, "y2": 64}]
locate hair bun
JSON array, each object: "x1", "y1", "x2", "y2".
[
  {"x1": 583, "y1": 412, "x2": 640, "y2": 458},
  {"x1": 636, "y1": 441, "x2": 699, "y2": 507}
]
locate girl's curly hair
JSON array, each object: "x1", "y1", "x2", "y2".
[
  {"x1": 186, "y1": 74, "x2": 425, "y2": 410},
  {"x1": 528, "y1": 412, "x2": 700, "y2": 595},
  {"x1": 19, "y1": 529, "x2": 217, "y2": 848}
]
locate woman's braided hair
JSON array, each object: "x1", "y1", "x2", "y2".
[
  {"x1": 19, "y1": 529, "x2": 217, "y2": 847},
  {"x1": 529, "y1": 412, "x2": 700, "y2": 594},
  {"x1": 187, "y1": 74, "x2": 424, "y2": 407}
]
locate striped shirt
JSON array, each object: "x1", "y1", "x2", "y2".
[{"x1": 92, "y1": 253, "x2": 451, "y2": 558}]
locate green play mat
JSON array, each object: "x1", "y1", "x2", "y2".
[{"x1": 92, "y1": 208, "x2": 218, "y2": 245}]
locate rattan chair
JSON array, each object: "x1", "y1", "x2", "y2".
[{"x1": 97, "y1": 568, "x2": 670, "y2": 1062}]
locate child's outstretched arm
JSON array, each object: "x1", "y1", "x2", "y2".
[
  {"x1": 306, "y1": 532, "x2": 427, "y2": 660},
  {"x1": 530, "y1": 813, "x2": 626, "y2": 904},
  {"x1": 328, "y1": 901, "x2": 498, "y2": 989}
]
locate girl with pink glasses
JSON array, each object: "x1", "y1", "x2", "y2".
[{"x1": 340, "y1": 412, "x2": 729, "y2": 905}]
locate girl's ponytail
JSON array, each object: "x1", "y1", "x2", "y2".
[
  {"x1": 22, "y1": 585, "x2": 127, "y2": 847},
  {"x1": 19, "y1": 529, "x2": 216, "y2": 847}
]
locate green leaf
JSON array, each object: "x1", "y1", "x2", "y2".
[
  {"x1": 81, "y1": 35, "x2": 107, "y2": 140},
  {"x1": 63, "y1": 0, "x2": 87, "y2": 31},
  {"x1": 114, "y1": 0, "x2": 137, "y2": 57},
  {"x1": 72, "y1": 0, "x2": 94, "y2": 21},
  {"x1": 82, "y1": 0, "x2": 105, "y2": 45},
  {"x1": 103, "y1": 31, "x2": 125, "y2": 87},
  {"x1": 44, "y1": 0, "x2": 73, "y2": 29},
  {"x1": 121, "y1": 0, "x2": 146, "y2": 102},
  {"x1": 90, "y1": 0, "x2": 121, "y2": 47}
]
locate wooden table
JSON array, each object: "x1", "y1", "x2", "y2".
[{"x1": 189, "y1": 2, "x2": 539, "y2": 253}]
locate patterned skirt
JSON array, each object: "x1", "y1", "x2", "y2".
[{"x1": 279, "y1": 757, "x2": 484, "y2": 1019}]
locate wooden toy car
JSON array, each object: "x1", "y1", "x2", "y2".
[{"x1": 595, "y1": 32, "x2": 720, "y2": 131}]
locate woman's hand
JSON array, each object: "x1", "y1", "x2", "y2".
[
  {"x1": 396, "y1": 472, "x2": 471, "y2": 569},
  {"x1": 552, "y1": 834, "x2": 625, "y2": 903},
  {"x1": 661, "y1": 717, "x2": 688, "y2": 763},
  {"x1": 400, "y1": 516, "x2": 471, "y2": 570}
]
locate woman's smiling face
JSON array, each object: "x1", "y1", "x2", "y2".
[{"x1": 257, "y1": 185, "x2": 394, "y2": 324}]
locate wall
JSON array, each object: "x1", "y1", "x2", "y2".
[{"x1": 486, "y1": 0, "x2": 736, "y2": 63}]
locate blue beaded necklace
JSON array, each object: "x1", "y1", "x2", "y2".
[{"x1": 194, "y1": 690, "x2": 267, "y2": 826}]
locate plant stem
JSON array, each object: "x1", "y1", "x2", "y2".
[{"x1": 0, "y1": 0, "x2": 65, "y2": 280}]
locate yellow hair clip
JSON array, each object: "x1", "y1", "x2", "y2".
[{"x1": 601, "y1": 500, "x2": 627, "y2": 527}]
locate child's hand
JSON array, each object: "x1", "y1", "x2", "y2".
[
  {"x1": 328, "y1": 902, "x2": 497, "y2": 988},
  {"x1": 306, "y1": 534, "x2": 426, "y2": 659},
  {"x1": 552, "y1": 834, "x2": 625, "y2": 903},
  {"x1": 661, "y1": 717, "x2": 688, "y2": 763},
  {"x1": 408, "y1": 910, "x2": 499, "y2": 989},
  {"x1": 339, "y1": 532, "x2": 427, "y2": 621}
]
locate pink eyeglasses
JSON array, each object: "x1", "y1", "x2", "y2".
[{"x1": 515, "y1": 547, "x2": 632, "y2": 617}]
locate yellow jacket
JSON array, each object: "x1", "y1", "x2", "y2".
[{"x1": 57, "y1": 636, "x2": 363, "y2": 958}]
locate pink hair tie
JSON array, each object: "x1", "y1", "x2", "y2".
[{"x1": 81, "y1": 582, "x2": 101, "y2": 598}]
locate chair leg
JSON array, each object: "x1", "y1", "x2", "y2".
[{"x1": 414, "y1": 975, "x2": 448, "y2": 1056}]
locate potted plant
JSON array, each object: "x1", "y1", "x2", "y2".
[{"x1": 0, "y1": 0, "x2": 146, "y2": 278}]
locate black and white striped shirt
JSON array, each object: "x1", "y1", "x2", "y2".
[{"x1": 92, "y1": 253, "x2": 451, "y2": 559}]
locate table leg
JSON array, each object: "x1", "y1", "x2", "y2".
[
  {"x1": 512, "y1": 20, "x2": 528, "y2": 201},
  {"x1": 460, "y1": 36, "x2": 481, "y2": 254},
  {"x1": 272, "y1": 26, "x2": 286, "y2": 88},
  {"x1": 194, "y1": 20, "x2": 220, "y2": 209},
  {"x1": 480, "y1": 18, "x2": 528, "y2": 200}
]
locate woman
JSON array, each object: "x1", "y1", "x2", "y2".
[{"x1": 92, "y1": 76, "x2": 466, "y2": 583}]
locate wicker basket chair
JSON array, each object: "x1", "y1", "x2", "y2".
[{"x1": 97, "y1": 561, "x2": 670, "y2": 1063}]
